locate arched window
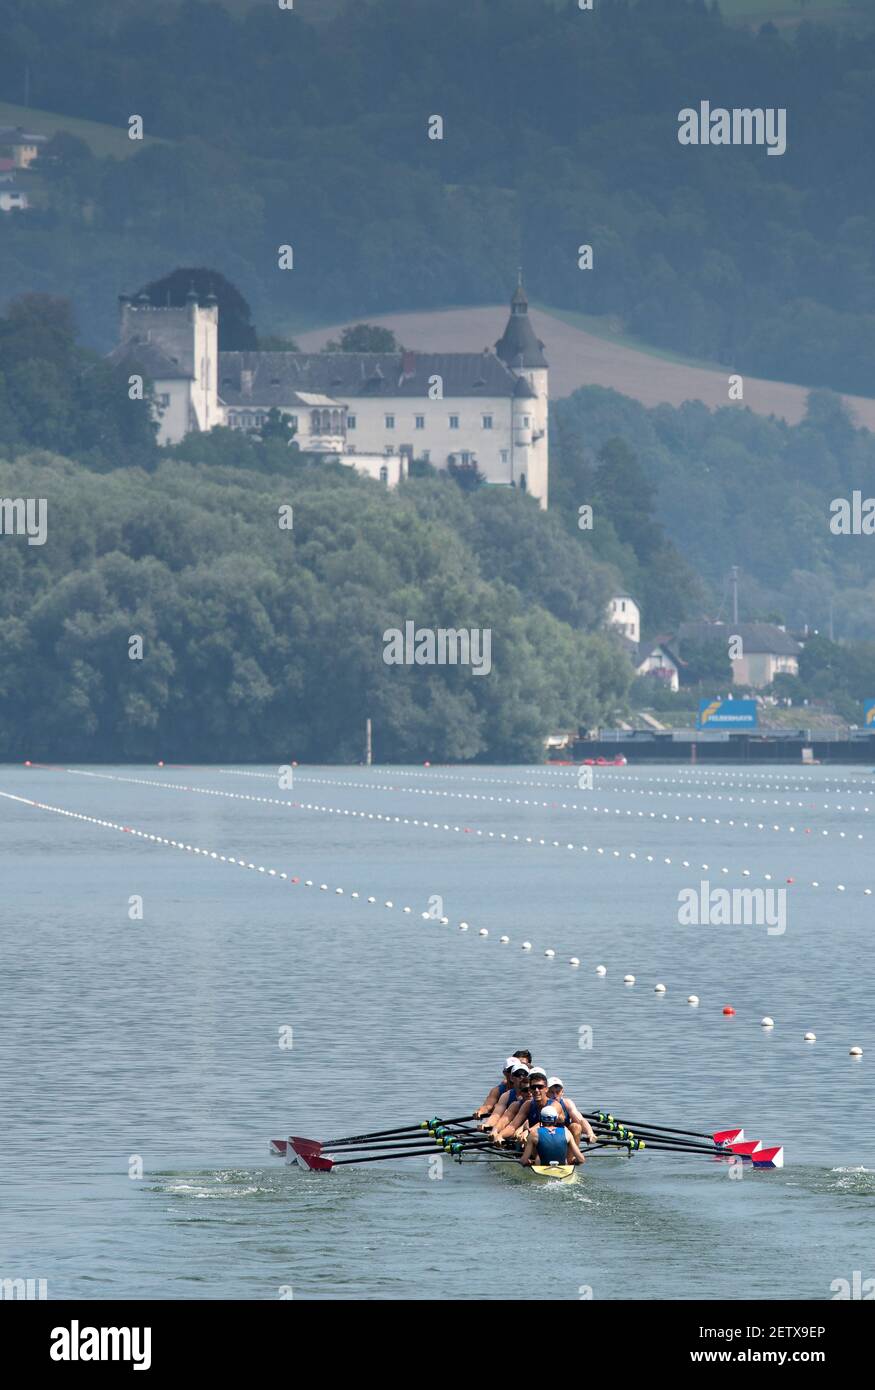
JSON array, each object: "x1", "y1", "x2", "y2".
[
  {"x1": 379, "y1": 466, "x2": 389, "y2": 484},
  {"x1": 311, "y1": 409, "x2": 321, "y2": 435}
]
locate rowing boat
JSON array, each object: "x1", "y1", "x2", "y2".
[{"x1": 269, "y1": 1112, "x2": 784, "y2": 1175}]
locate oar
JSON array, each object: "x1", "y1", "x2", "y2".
[
  {"x1": 585, "y1": 1110, "x2": 721, "y2": 1143},
  {"x1": 322, "y1": 1114, "x2": 473, "y2": 1146}
]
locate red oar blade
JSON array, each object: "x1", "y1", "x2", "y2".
[
  {"x1": 751, "y1": 1145, "x2": 784, "y2": 1169},
  {"x1": 713, "y1": 1128, "x2": 744, "y2": 1145},
  {"x1": 287, "y1": 1141, "x2": 333, "y2": 1172},
  {"x1": 270, "y1": 1136, "x2": 322, "y2": 1157},
  {"x1": 728, "y1": 1139, "x2": 762, "y2": 1157}
]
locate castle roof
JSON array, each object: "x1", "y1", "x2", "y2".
[
  {"x1": 495, "y1": 277, "x2": 548, "y2": 369},
  {"x1": 107, "y1": 336, "x2": 194, "y2": 380},
  {"x1": 218, "y1": 350, "x2": 524, "y2": 403}
]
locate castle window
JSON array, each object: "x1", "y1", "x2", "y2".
[
  {"x1": 500, "y1": 449, "x2": 508, "y2": 464},
  {"x1": 415, "y1": 415, "x2": 425, "y2": 430},
  {"x1": 158, "y1": 393, "x2": 170, "y2": 407},
  {"x1": 449, "y1": 415, "x2": 459, "y2": 430},
  {"x1": 385, "y1": 414, "x2": 395, "y2": 430},
  {"x1": 460, "y1": 451, "x2": 472, "y2": 465},
  {"x1": 379, "y1": 466, "x2": 389, "y2": 484},
  {"x1": 482, "y1": 415, "x2": 493, "y2": 430},
  {"x1": 421, "y1": 450, "x2": 430, "y2": 463},
  {"x1": 228, "y1": 411, "x2": 237, "y2": 426},
  {"x1": 347, "y1": 414, "x2": 356, "y2": 430},
  {"x1": 523, "y1": 416, "x2": 530, "y2": 427},
  {"x1": 520, "y1": 474, "x2": 527, "y2": 492}
]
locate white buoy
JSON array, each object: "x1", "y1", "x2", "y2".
[
  {"x1": 335, "y1": 887, "x2": 343, "y2": 894},
  {"x1": 319, "y1": 884, "x2": 328, "y2": 891},
  {"x1": 478, "y1": 928, "x2": 488, "y2": 936},
  {"x1": 440, "y1": 916, "x2": 449, "y2": 925},
  {"x1": 521, "y1": 941, "x2": 532, "y2": 951},
  {"x1": 687, "y1": 994, "x2": 699, "y2": 1006},
  {"x1": 385, "y1": 900, "x2": 393, "y2": 908},
  {"x1": 804, "y1": 1031, "x2": 816, "y2": 1042},
  {"x1": 421, "y1": 912, "x2": 430, "y2": 920},
  {"x1": 459, "y1": 921, "x2": 469, "y2": 930},
  {"x1": 850, "y1": 1045, "x2": 863, "y2": 1057},
  {"x1": 500, "y1": 935, "x2": 510, "y2": 944},
  {"x1": 569, "y1": 957, "x2": 580, "y2": 967},
  {"x1": 623, "y1": 974, "x2": 635, "y2": 984},
  {"x1": 761, "y1": 1017, "x2": 775, "y2": 1028},
  {"x1": 367, "y1": 896, "x2": 376, "y2": 903},
  {"x1": 654, "y1": 983, "x2": 666, "y2": 993},
  {"x1": 545, "y1": 948, "x2": 555, "y2": 958},
  {"x1": 596, "y1": 964, "x2": 607, "y2": 975}
]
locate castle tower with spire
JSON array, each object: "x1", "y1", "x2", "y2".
[{"x1": 494, "y1": 271, "x2": 549, "y2": 506}]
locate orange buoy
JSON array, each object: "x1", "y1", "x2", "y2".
[{"x1": 723, "y1": 1005, "x2": 736, "y2": 1016}]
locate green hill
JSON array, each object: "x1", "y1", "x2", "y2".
[{"x1": 0, "y1": 100, "x2": 167, "y2": 160}]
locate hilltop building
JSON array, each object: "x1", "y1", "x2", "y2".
[{"x1": 109, "y1": 278, "x2": 550, "y2": 505}]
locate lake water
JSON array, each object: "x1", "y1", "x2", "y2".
[{"x1": 1, "y1": 762, "x2": 873, "y2": 1301}]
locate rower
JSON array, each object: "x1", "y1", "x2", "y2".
[
  {"x1": 521, "y1": 1105, "x2": 585, "y2": 1168},
  {"x1": 475, "y1": 1057, "x2": 519, "y2": 1118},
  {"x1": 547, "y1": 1076, "x2": 597, "y2": 1145},
  {"x1": 482, "y1": 1064, "x2": 530, "y2": 1136},
  {"x1": 493, "y1": 1066, "x2": 549, "y2": 1144}
]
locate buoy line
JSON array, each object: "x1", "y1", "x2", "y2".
[
  {"x1": 230, "y1": 770, "x2": 867, "y2": 844},
  {"x1": 26, "y1": 766, "x2": 875, "y2": 899},
  {"x1": 356, "y1": 766, "x2": 873, "y2": 799},
  {"x1": 222, "y1": 768, "x2": 874, "y2": 817},
  {"x1": 0, "y1": 786, "x2": 864, "y2": 1062}
]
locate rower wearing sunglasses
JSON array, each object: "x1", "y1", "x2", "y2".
[
  {"x1": 474, "y1": 1052, "x2": 532, "y2": 1118},
  {"x1": 491, "y1": 1067, "x2": 551, "y2": 1144}
]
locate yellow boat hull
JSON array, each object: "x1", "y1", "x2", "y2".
[{"x1": 529, "y1": 1163, "x2": 577, "y2": 1182}]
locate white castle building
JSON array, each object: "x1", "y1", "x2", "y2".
[{"x1": 110, "y1": 279, "x2": 549, "y2": 505}]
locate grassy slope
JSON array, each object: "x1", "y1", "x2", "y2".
[
  {"x1": 294, "y1": 302, "x2": 875, "y2": 429},
  {"x1": 0, "y1": 100, "x2": 166, "y2": 159}
]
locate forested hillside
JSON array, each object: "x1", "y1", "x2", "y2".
[
  {"x1": 0, "y1": 450, "x2": 631, "y2": 762},
  {"x1": 2, "y1": 0, "x2": 875, "y2": 396}
]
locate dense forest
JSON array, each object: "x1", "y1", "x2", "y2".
[
  {"x1": 0, "y1": 449, "x2": 632, "y2": 762},
  {"x1": 2, "y1": 0, "x2": 875, "y2": 394}
]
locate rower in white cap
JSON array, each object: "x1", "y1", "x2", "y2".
[
  {"x1": 475, "y1": 1056, "x2": 521, "y2": 1118},
  {"x1": 547, "y1": 1077, "x2": 597, "y2": 1145},
  {"x1": 520, "y1": 1105, "x2": 586, "y2": 1168}
]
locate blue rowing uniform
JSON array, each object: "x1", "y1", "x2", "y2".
[
  {"x1": 536, "y1": 1125, "x2": 568, "y2": 1165},
  {"x1": 497, "y1": 1082, "x2": 511, "y2": 1098},
  {"x1": 525, "y1": 1098, "x2": 543, "y2": 1127}
]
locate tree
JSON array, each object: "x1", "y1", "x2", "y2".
[
  {"x1": 446, "y1": 458, "x2": 486, "y2": 492},
  {"x1": 323, "y1": 324, "x2": 402, "y2": 353},
  {"x1": 679, "y1": 638, "x2": 733, "y2": 689},
  {"x1": 259, "y1": 407, "x2": 297, "y2": 444},
  {"x1": 257, "y1": 334, "x2": 300, "y2": 351}
]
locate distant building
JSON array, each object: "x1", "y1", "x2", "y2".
[
  {"x1": 677, "y1": 620, "x2": 801, "y2": 689},
  {"x1": 108, "y1": 277, "x2": 550, "y2": 505},
  {"x1": 0, "y1": 126, "x2": 48, "y2": 169},
  {"x1": 636, "y1": 636, "x2": 682, "y2": 692},
  {"x1": 606, "y1": 595, "x2": 640, "y2": 644},
  {"x1": 0, "y1": 184, "x2": 29, "y2": 213}
]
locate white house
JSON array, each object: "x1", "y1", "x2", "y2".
[
  {"x1": 677, "y1": 621, "x2": 801, "y2": 689},
  {"x1": 636, "y1": 638, "x2": 681, "y2": 692},
  {"x1": 109, "y1": 278, "x2": 550, "y2": 505},
  {"x1": 606, "y1": 595, "x2": 641, "y2": 644},
  {"x1": 0, "y1": 184, "x2": 29, "y2": 213}
]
